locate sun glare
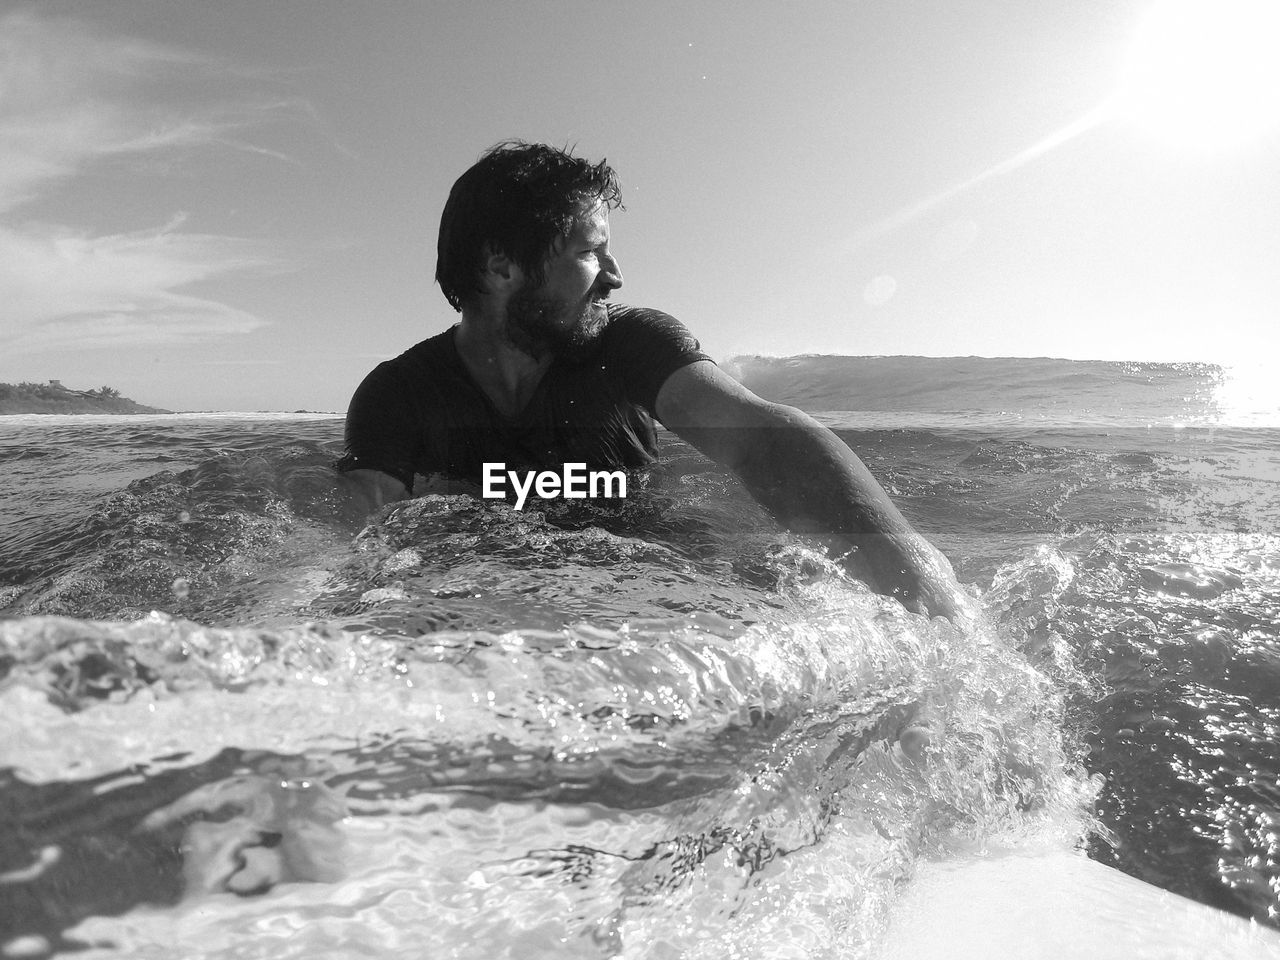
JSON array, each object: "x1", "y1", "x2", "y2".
[
  {"x1": 1116, "y1": 0, "x2": 1280, "y2": 153},
  {"x1": 1213, "y1": 359, "x2": 1280, "y2": 427}
]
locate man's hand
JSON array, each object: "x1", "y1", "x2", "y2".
[{"x1": 655, "y1": 360, "x2": 968, "y2": 621}]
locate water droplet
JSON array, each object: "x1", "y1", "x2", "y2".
[{"x1": 898, "y1": 724, "x2": 933, "y2": 761}]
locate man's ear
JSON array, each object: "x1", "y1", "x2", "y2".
[{"x1": 480, "y1": 245, "x2": 523, "y2": 294}]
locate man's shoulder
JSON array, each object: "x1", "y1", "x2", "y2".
[
  {"x1": 590, "y1": 304, "x2": 713, "y2": 411},
  {"x1": 604, "y1": 303, "x2": 682, "y2": 329},
  {"x1": 394, "y1": 325, "x2": 458, "y2": 363},
  {"x1": 368, "y1": 325, "x2": 461, "y2": 378},
  {"x1": 350, "y1": 326, "x2": 465, "y2": 409},
  {"x1": 600, "y1": 304, "x2": 703, "y2": 352}
]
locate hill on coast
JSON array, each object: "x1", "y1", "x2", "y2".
[{"x1": 0, "y1": 381, "x2": 171, "y2": 415}]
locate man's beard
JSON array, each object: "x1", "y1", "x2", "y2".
[{"x1": 503, "y1": 290, "x2": 610, "y2": 362}]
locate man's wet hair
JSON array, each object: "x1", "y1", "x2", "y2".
[{"x1": 435, "y1": 141, "x2": 624, "y2": 312}]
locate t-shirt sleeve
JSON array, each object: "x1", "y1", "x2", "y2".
[
  {"x1": 335, "y1": 360, "x2": 422, "y2": 493},
  {"x1": 608, "y1": 306, "x2": 714, "y2": 416}
]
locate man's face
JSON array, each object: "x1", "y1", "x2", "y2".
[{"x1": 504, "y1": 203, "x2": 623, "y2": 360}]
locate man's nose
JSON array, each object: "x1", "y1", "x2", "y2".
[{"x1": 600, "y1": 253, "x2": 624, "y2": 289}]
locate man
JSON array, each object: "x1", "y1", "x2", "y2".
[{"x1": 338, "y1": 142, "x2": 966, "y2": 621}]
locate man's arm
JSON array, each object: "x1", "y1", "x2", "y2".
[
  {"x1": 655, "y1": 360, "x2": 967, "y2": 620},
  {"x1": 338, "y1": 468, "x2": 410, "y2": 518},
  {"x1": 335, "y1": 357, "x2": 418, "y2": 519}
]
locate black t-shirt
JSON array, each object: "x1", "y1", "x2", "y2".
[{"x1": 336, "y1": 305, "x2": 711, "y2": 493}]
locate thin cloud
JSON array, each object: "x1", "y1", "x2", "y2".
[
  {"x1": 2, "y1": 305, "x2": 264, "y2": 352},
  {"x1": 0, "y1": 8, "x2": 301, "y2": 353},
  {"x1": 0, "y1": 221, "x2": 272, "y2": 352},
  {"x1": 0, "y1": 10, "x2": 214, "y2": 212}
]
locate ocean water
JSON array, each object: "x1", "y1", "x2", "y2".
[{"x1": 1, "y1": 355, "x2": 1278, "y2": 958}]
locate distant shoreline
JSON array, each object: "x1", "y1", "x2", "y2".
[
  {"x1": 0, "y1": 381, "x2": 169, "y2": 415},
  {"x1": 0, "y1": 408, "x2": 344, "y2": 417},
  {"x1": 0, "y1": 401, "x2": 172, "y2": 415}
]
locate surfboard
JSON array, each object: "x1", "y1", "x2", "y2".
[{"x1": 879, "y1": 849, "x2": 1280, "y2": 960}]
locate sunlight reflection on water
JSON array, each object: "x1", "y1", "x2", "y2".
[{"x1": 1213, "y1": 361, "x2": 1280, "y2": 428}]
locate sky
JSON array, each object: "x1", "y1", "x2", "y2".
[{"x1": 1, "y1": 0, "x2": 1277, "y2": 412}]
